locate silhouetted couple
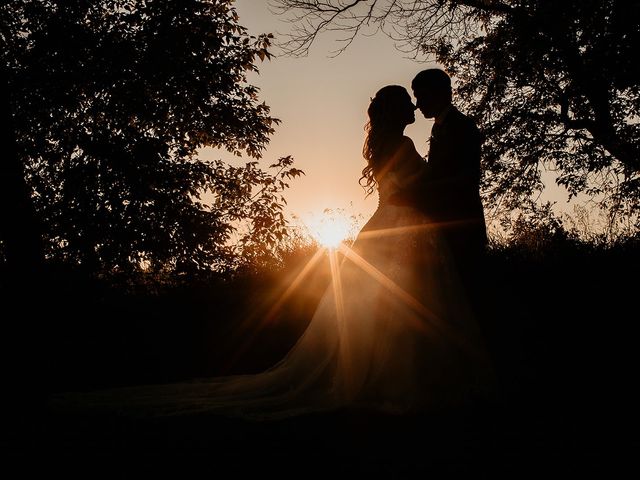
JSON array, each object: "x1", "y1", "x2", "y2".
[
  {"x1": 362, "y1": 69, "x2": 488, "y2": 323},
  {"x1": 50, "y1": 68, "x2": 495, "y2": 420}
]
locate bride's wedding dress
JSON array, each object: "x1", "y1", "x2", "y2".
[{"x1": 50, "y1": 168, "x2": 493, "y2": 420}]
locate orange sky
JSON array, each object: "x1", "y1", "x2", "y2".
[
  {"x1": 199, "y1": 0, "x2": 570, "y2": 235},
  {"x1": 199, "y1": 0, "x2": 441, "y2": 229}
]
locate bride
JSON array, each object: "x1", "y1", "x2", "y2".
[{"x1": 50, "y1": 85, "x2": 494, "y2": 420}]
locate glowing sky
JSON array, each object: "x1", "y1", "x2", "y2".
[
  {"x1": 199, "y1": 0, "x2": 440, "y2": 228},
  {"x1": 198, "y1": 1, "x2": 572, "y2": 234}
]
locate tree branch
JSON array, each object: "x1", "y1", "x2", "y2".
[{"x1": 270, "y1": 0, "x2": 519, "y2": 57}]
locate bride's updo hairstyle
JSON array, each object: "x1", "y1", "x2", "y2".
[{"x1": 361, "y1": 85, "x2": 410, "y2": 196}]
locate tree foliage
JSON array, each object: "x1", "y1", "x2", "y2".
[
  {"x1": 272, "y1": 0, "x2": 640, "y2": 235},
  {"x1": 1, "y1": 0, "x2": 302, "y2": 277}
]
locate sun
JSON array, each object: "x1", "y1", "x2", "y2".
[{"x1": 303, "y1": 210, "x2": 352, "y2": 249}]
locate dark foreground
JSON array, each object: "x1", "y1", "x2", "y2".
[
  {"x1": 3, "y1": 387, "x2": 639, "y2": 479},
  {"x1": 3, "y1": 243, "x2": 640, "y2": 477}
]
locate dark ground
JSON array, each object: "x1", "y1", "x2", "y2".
[
  {"x1": 2, "y1": 243, "x2": 640, "y2": 477},
  {"x1": 4, "y1": 392, "x2": 639, "y2": 478}
]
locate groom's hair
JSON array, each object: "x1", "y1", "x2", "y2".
[{"x1": 412, "y1": 68, "x2": 452, "y2": 93}]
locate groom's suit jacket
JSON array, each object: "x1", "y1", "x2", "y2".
[{"x1": 414, "y1": 105, "x2": 488, "y2": 266}]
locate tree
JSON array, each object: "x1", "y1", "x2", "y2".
[
  {"x1": 271, "y1": 0, "x2": 640, "y2": 236},
  {"x1": 0, "y1": 0, "x2": 302, "y2": 277}
]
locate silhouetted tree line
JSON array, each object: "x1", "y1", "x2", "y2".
[{"x1": 0, "y1": 0, "x2": 302, "y2": 282}]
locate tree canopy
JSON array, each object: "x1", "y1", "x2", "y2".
[
  {"x1": 1, "y1": 0, "x2": 303, "y2": 277},
  {"x1": 272, "y1": 0, "x2": 640, "y2": 238}
]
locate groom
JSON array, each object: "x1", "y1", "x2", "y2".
[{"x1": 394, "y1": 68, "x2": 488, "y2": 318}]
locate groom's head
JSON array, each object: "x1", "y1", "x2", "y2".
[{"x1": 412, "y1": 68, "x2": 452, "y2": 119}]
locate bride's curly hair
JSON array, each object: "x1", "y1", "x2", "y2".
[{"x1": 360, "y1": 85, "x2": 408, "y2": 196}]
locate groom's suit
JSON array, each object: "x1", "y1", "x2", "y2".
[
  {"x1": 392, "y1": 104, "x2": 487, "y2": 312},
  {"x1": 419, "y1": 105, "x2": 487, "y2": 263}
]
